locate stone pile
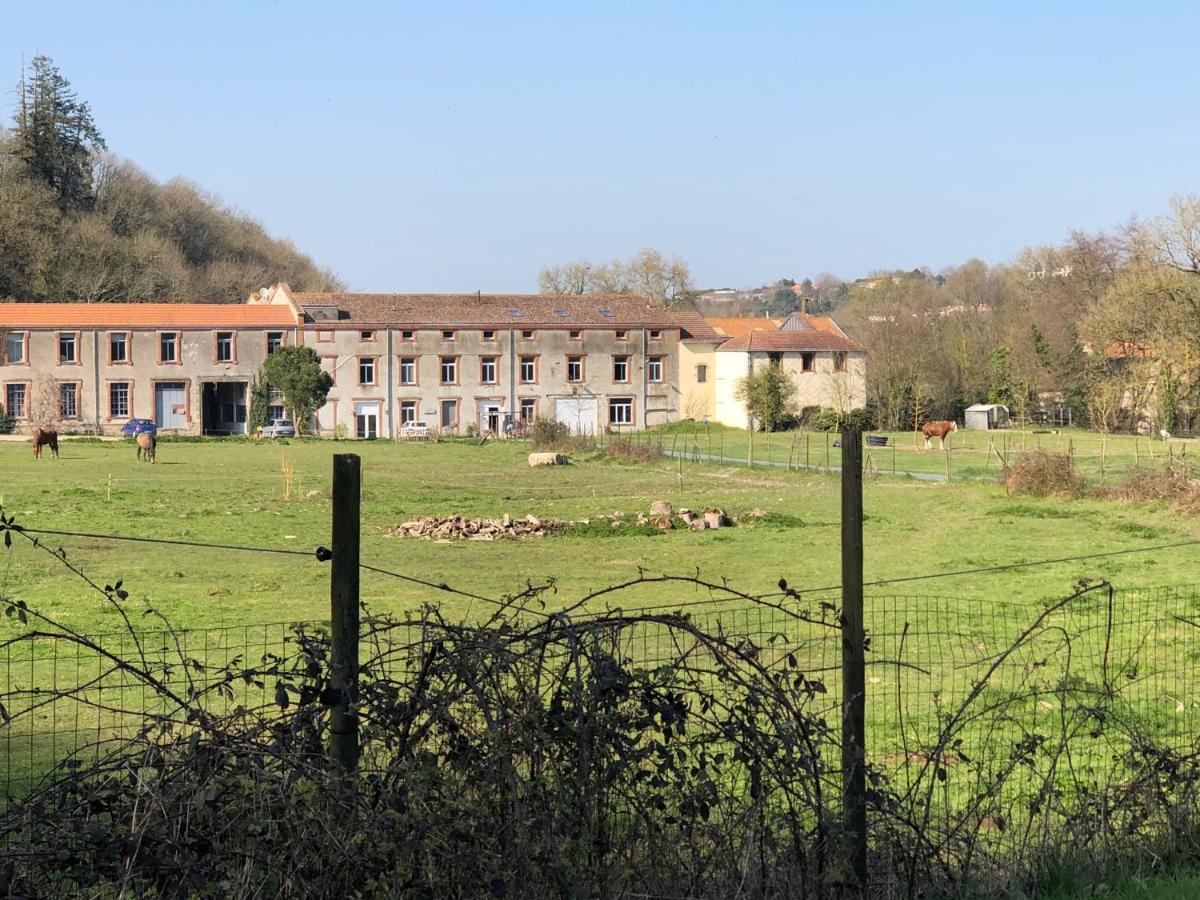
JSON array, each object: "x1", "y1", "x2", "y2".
[{"x1": 387, "y1": 513, "x2": 557, "y2": 542}]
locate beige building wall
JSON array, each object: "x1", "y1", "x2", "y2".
[
  {"x1": 307, "y1": 325, "x2": 683, "y2": 437},
  {"x1": 712, "y1": 350, "x2": 867, "y2": 428},
  {"x1": 677, "y1": 341, "x2": 718, "y2": 421},
  {"x1": 3, "y1": 325, "x2": 295, "y2": 435}
]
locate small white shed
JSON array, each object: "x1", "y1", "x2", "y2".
[{"x1": 964, "y1": 403, "x2": 1010, "y2": 430}]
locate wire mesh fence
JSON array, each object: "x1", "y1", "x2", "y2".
[{"x1": 5, "y1": 584, "x2": 1200, "y2": 812}]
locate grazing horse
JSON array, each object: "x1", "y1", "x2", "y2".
[
  {"x1": 32, "y1": 428, "x2": 59, "y2": 460},
  {"x1": 921, "y1": 420, "x2": 957, "y2": 450},
  {"x1": 136, "y1": 432, "x2": 156, "y2": 464}
]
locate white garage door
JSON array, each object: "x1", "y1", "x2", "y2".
[{"x1": 555, "y1": 397, "x2": 598, "y2": 435}]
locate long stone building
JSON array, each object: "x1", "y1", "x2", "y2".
[{"x1": 0, "y1": 284, "x2": 864, "y2": 437}]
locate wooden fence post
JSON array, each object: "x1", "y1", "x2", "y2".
[
  {"x1": 330, "y1": 453, "x2": 361, "y2": 773},
  {"x1": 840, "y1": 427, "x2": 868, "y2": 891}
]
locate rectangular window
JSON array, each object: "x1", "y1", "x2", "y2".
[
  {"x1": 108, "y1": 382, "x2": 129, "y2": 419},
  {"x1": 482, "y1": 330, "x2": 496, "y2": 341},
  {"x1": 615, "y1": 330, "x2": 628, "y2": 341},
  {"x1": 5, "y1": 383, "x2": 27, "y2": 418},
  {"x1": 440, "y1": 399, "x2": 458, "y2": 429},
  {"x1": 400, "y1": 400, "x2": 417, "y2": 424},
  {"x1": 566, "y1": 355, "x2": 584, "y2": 383},
  {"x1": 520, "y1": 399, "x2": 536, "y2": 422},
  {"x1": 519, "y1": 355, "x2": 537, "y2": 384},
  {"x1": 569, "y1": 330, "x2": 582, "y2": 341},
  {"x1": 647, "y1": 356, "x2": 663, "y2": 382},
  {"x1": 608, "y1": 398, "x2": 633, "y2": 426},
  {"x1": 399, "y1": 357, "x2": 417, "y2": 385},
  {"x1": 360, "y1": 330, "x2": 375, "y2": 341},
  {"x1": 159, "y1": 332, "x2": 179, "y2": 364},
  {"x1": 358, "y1": 357, "x2": 377, "y2": 386},
  {"x1": 216, "y1": 331, "x2": 234, "y2": 362},
  {"x1": 649, "y1": 329, "x2": 662, "y2": 340},
  {"x1": 800, "y1": 352, "x2": 814, "y2": 372},
  {"x1": 521, "y1": 330, "x2": 534, "y2": 339},
  {"x1": 109, "y1": 332, "x2": 129, "y2": 363},
  {"x1": 5, "y1": 332, "x2": 25, "y2": 364},
  {"x1": 696, "y1": 364, "x2": 708, "y2": 384},
  {"x1": 268, "y1": 387, "x2": 284, "y2": 421},
  {"x1": 833, "y1": 351, "x2": 848, "y2": 372},
  {"x1": 401, "y1": 330, "x2": 414, "y2": 341},
  {"x1": 440, "y1": 356, "x2": 457, "y2": 384},
  {"x1": 316, "y1": 330, "x2": 333, "y2": 342},
  {"x1": 480, "y1": 356, "x2": 498, "y2": 384},
  {"x1": 612, "y1": 355, "x2": 630, "y2": 382},
  {"x1": 58, "y1": 332, "x2": 77, "y2": 364},
  {"x1": 59, "y1": 383, "x2": 78, "y2": 419},
  {"x1": 441, "y1": 329, "x2": 456, "y2": 341},
  {"x1": 266, "y1": 331, "x2": 284, "y2": 354}
]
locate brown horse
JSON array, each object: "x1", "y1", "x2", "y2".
[
  {"x1": 33, "y1": 428, "x2": 59, "y2": 460},
  {"x1": 921, "y1": 420, "x2": 957, "y2": 450},
  {"x1": 136, "y1": 432, "x2": 156, "y2": 463}
]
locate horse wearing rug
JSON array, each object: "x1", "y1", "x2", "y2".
[
  {"x1": 33, "y1": 428, "x2": 59, "y2": 460},
  {"x1": 921, "y1": 420, "x2": 957, "y2": 450},
  {"x1": 136, "y1": 432, "x2": 156, "y2": 463}
]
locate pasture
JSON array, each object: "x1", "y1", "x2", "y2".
[
  {"x1": 5, "y1": 431, "x2": 1200, "y2": 884},
  {"x1": 0, "y1": 433, "x2": 1197, "y2": 635}
]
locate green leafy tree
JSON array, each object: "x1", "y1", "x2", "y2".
[
  {"x1": 260, "y1": 347, "x2": 332, "y2": 434},
  {"x1": 734, "y1": 363, "x2": 798, "y2": 431},
  {"x1": 14, "y1": 55, "x2": 106, "y2": 210},
  {"x1": 987, "y1": 346, "x2": 1015, "y2": 406},
  {"x1": 247, "y1": 375, "x2": 270, "y2": 433}
]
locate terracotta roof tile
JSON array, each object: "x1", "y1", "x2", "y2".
[
  {"x1": 717, "y1": 330, "x2": 864, "y2": 352},
  {"x1": 706, "y1": 316, "x2": 786, "y2": 338},
  {"x1": 292, "y1": 292, "x2": 702, "y2": 332},
  {"x1": 0, "y1": 303, "x2": 297, "y2": 328}
]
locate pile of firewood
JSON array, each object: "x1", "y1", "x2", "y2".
[{"x1": 387, "y1": 513, "x2": 557, "y2": 542}]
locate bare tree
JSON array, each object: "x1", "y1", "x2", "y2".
[
  {"x1": 538, "y1": 261, "x2": 590, "y2": 294},
  {"x1": 538, "y1": 249, "x2": 693, "y2": 306},
  {"x1": 28, "y1": 374, "x2": 61, "y2": 429}
]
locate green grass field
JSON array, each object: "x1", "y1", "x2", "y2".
[
  {"x1": 5, "y1": 432, "x2": 1200, "y2": 888},
  {"x1": 644, "y1": 421, "x2": 1198, "y2": 484},
  {"x1": 0, "y1": 432, "x2": 1197, "y2": 636}
]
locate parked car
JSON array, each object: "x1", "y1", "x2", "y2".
[
  {"x1": 261, "y1": 419, "x2": 296, "y2": 438},
  {"x1": 121, "y1": 418, "x2": 157, "y2": 437},
  {"x1": 399, "y1": 420, "x2": 433, "y2": 441}
]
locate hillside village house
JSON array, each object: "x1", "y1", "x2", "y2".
[
  {"x1": 696, "y1": 314, "x2": 867, "y2": 428},
  {"x1": 1, "y1": 285, "x2": 864, "y2": 437}
]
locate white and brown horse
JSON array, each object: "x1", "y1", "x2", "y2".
[
  {"x1": 921, "y1": 420, "x2": 957, "y2": 450},
  {"x1": 33, "y1": 428, "x2": 59, "y2": 460},
  {"x1": 136, "y1": 432, "x2": 157, "y2": 463}
]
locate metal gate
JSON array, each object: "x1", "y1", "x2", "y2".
[{"x1": 155, "y1": 382, "x2": 187, "y2": 430}]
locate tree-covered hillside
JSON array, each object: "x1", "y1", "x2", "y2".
[{"x1": 0, "y1": 55, "x2": 340, "y2": 302}]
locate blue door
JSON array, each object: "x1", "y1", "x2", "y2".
[{"x1": 155, "y1": 382, "x2": 187, "y2": 430}]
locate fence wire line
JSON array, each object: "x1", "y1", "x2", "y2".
[{"x1": 9, "y1": 524, "x2": 1200, "y2": 617}]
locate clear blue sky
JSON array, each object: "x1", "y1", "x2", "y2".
[{"x1": 4, "y1": 2, "x2": 1198, "y2": 292}]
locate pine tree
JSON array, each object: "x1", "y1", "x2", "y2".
[{"x1": 14, "y1": 55, "x2": 106, "y2": 210}]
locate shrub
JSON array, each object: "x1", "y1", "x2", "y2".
[
  {"x1": 0, "y1": 404, "x2": 13, "y2": 435},
  {"x1": 1002, "y1": 451, "x2": 1086, "y2": 498},
  {"x1": 1109, "y1": 464, "x2": 1200, "y2": 514},
  {"x1": 529, "y1": 417, "x2": 595, "y2": 453},
  {"x1": 806, "y1": 407, "x2": 873, "y2": 432}
]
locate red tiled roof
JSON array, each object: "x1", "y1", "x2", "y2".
[
  {"x1": 672, "y1": 310, "x2": 723, "y2": 341},
  {"x1": 717, "y1": 330, "x2": 864, "y2": 352},
  {"x1": 0, "y1": 303, "x2": 297, "y2": 328},
  {"x1": 291, "y1": 292, "x2": 702, "y2": 332},
  {"x1": 780, "y1": 313, "x2": 846, "y2": 336},
  {"x1": 706, "y1": 316, "x2": 785, "y2": 338}
]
